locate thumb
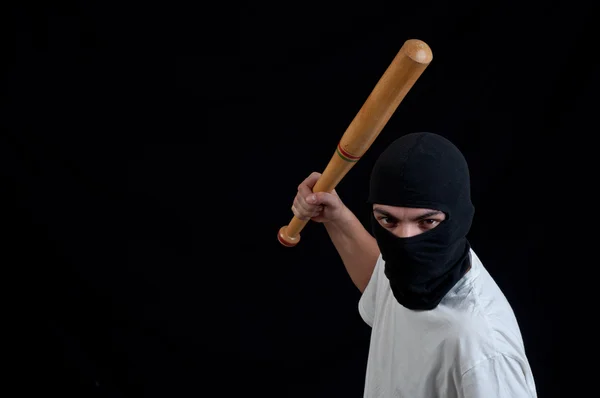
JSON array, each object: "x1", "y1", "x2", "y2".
[{"x1": 306, "y1": 191, "x2": 338, "y2": 207}]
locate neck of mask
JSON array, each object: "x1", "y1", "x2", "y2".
[{"x1": 371, "y1": 214, "x2": 471, "y2": 311}]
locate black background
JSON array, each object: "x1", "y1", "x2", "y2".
[{"x1": 3, "y1": 1, "x2": 595, "y2": 397}]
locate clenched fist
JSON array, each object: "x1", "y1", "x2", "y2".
[{"x1": 292, "y1": 172, "x2": 347, "y2": 223}]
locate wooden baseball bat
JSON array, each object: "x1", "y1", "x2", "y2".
[{"x1": 278, "y1": 39, "x2": 433, "y2": 247}]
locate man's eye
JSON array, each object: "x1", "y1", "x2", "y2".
[
  {"x1": 420, "y1": 219, "x2": 439, "y2": 227},
  {"x1": 379, "y1": 216, "x2": 394, "y2": 225}
]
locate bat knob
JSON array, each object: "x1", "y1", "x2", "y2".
[{"x1": 278, "y1": 226, "x2": 300, "y2": 247}]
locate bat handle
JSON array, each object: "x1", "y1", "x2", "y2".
[
  {"x1": 278, "y1": 152, "x2": 349, "y2": 247},
  {"x1": 278, "y1": 216, "x2": 308, "y2": 247},
  {"x1": 278, "y1": 147, "x2": 354, "y2": 247}
]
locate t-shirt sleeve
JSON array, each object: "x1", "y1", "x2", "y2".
[
  {"x1": 460, "y1": 354, "x2": 537, "y2": 398},
  {"x1": 358, "y1": 254, "x2": 383, "y2": 327}
]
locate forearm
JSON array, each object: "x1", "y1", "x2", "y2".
[{"x1": 324, "y1": 206, "x2": 380, "y2": 293}]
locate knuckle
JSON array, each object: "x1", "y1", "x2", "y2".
[
  {"x1": 292, "y1": 203, "x2": 307, "y2": 219},
  {"x1": 295, "y1": 195, "x2": 305, "y2": 208},
  {"x1": 291, "y1": 205, "x2": 301, "y2": 218}
]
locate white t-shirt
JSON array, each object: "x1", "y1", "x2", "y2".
[{"x1": 358, "y1": 249, "x2": 537, "y2": 398}]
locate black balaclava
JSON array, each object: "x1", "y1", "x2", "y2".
[{"x1": 368, "y1": 132, "x2": 475, "y2": 311}]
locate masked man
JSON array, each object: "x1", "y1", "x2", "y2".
[{"x1": 291, "y1": 132, "x2": 537, "y2": 397}]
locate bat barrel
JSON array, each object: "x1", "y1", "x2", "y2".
[
  {"x1": 337, "y1": 39, "x2": 432, "y2": 159},
  {"x1": 278, "y1": 39, "x2": 433, "y2": 247}
]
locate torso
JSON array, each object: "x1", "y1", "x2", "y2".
[{"x1": 358, "y1": 250, "x2": 537, "y2": 397}]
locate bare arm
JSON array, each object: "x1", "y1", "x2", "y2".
[
  {"x1": 292, "y1": 172, "x2": 380, "y2": 293},
  {"x1": 323, "y1": 206, "x2": 380, "y2": 293}
]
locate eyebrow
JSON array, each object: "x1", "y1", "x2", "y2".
[{"x1": 373, "y1": 208, "x2": 444, "y2": 221}]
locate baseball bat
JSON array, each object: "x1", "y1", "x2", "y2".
[{"x1": 278, "y1": 39, "x2": 433, "y2": 247}]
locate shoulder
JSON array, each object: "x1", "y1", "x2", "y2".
[
  {"x1": 439, "y1": 308, "x2": 499, "y2": 374},
  {"x1": 358, "y1": 253, "x2": 385, "y2": 327},
  {"x1": 460, "y1": 353, "x2": 537, "y2": 397},
  {"x1": 438, "y1": 251, "x2": 530, "y2": 377},
  {"x1": 361, "y1": 253, "x2": 385, "y2": 296},
  {"x1": 439, "y1": 316, "x2": 532, "y2": 393}
]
